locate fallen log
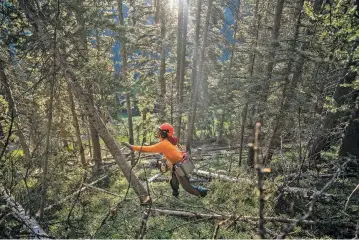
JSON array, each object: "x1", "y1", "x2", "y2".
[
  {"x1": 149, "y1": 208, "x2": 355, "y2": 227},
  {"x1": 139, "y1": 176, "x2": 210, "y2": 183},
  {"x1": 192, "y1": 169, "x2": 252, "y2": 183},
  {"x1": 0, "y1": 185, "x2": 49, "y2": 238}
]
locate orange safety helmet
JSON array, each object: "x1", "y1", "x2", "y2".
[{"x1": 158, "y1": 123, "x2": 174, "y2": 137}]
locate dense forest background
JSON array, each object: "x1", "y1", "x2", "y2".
[{"x1": 0, "y1": 0, "x2": 359, "y2": 238}]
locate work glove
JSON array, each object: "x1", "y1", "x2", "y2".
[{"x1": 121, "y1": 142, "x2": 133, "y2": 149}]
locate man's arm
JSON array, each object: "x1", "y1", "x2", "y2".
[{"x1": 131, "y1": 141, "x2": 166, "y2": 153}]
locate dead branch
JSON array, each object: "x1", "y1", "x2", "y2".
[
  {"x1": 41, "y1": 174, "x2": 108, "y2": 213},
  {"x1": 344, "y1": 184, "x2": 359, "y2": 211},
  {"x1": 0, "y1": 185, "x2": 49, "y2": 238},
  {"x1": 278, "y1": 158, "x2": 352, "y2": 239},
  {"x1": 192, "y1": 169, "x2": 252, "y2": 183},
  {"x1": 83, "y1": 183, "x2": 121, "y2": 197}
]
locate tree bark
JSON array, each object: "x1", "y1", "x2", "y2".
[
  {"x1": 59, "y1": 58, "x2": 150, "y2": 203},
  {"x1": 67, "y1": 83, "x2": 86, "y2": 166}
]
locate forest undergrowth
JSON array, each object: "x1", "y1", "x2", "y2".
[{"x1": 1, "y1": 136, "x2": 357, "y2": 239}]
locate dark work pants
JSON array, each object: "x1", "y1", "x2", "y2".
[{"x1": 169, "y1": 168, "x2": 201, "y2": 197}]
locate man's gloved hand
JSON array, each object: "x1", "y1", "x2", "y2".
[{"x1": 121, "y1": 142, "x2": 133, "y2": 149}]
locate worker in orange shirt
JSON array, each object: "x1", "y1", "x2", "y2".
[{"x1": 122, "y1": 123, "x2": 207, "y2": 198}]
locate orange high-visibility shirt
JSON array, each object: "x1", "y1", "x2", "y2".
[{"x1": 131, "y1": 139, "x2": 183, "y2": 165}]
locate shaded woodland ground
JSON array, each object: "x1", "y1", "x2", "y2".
[{"x1": 1, "y1": 0, "x2": 359, "y2": 239}]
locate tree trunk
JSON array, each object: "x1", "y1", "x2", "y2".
[
  {"x1": 264, "y1": 0, "x2": 304, "y2": 163},
  {"x1": 118, "y1": 0, "x2": 135, "y2": 166},
  {"x1": 67, "y1": 83, "x2": 86, "y2": 166},
  {"x1": 175, "y1": 0, "x2": 188, "y2": 141},
  {"x1": 39, "y1": 46, "x2": 56, "y2": 221},
  {"x1": 308, "y1": 45, "x2": 358, "y2": 162},
  {"x1": 186, "y1": 0, "x2": 212, "y2": 148},
  {"x1": 59, "y1": 58, "x2": 150, "y2": 203},
  {"x1": 339, "y1": 106, "x2": 359, "y2": 170},
  {"x1": 154, "y1": 0, "x2": 160, "y2": 24},
  {"x1": 0, "y1": 60, "x2": 31, "y2": 162},
  {"x1": 257, "y1": 0, "x2": 285, "y2": 122},
  {"x1": 88, "y1": 83, "x2": 103, "y2": 171},
  {"x1": 158, "y1": 2, "x2": 167, "y2": 121},
  {"x1": 186, "y1": 0, "x2": 202, "y2": 152},
  {"x1": 175, "y1": 0, "x2": 183, "y2": 93},
  {"x1": 239, "y1": 0, "x2": 260, "y2": 165}
]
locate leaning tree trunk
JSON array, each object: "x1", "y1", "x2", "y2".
[
  {"x1": 0, "y1": 59, "x2": 31, "y2": 162},
  {"x1": 60, "y1": 57, "x2": 150, "y2": 203},
  {"x1": 186, "y1": 0, "x2": 202, "y2": 152}
]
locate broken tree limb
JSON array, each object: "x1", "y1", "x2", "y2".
[
  {"x1": 149, "y1": 208, "x2": 355, "y2": 227},
  {"x1": 42, "y1": 174, "x2": 108, "y2": 213},
  {"x1": 192, "y1": 169, "x2": 252, "y2": 183},
  {"x1": 83, "y1": 184, "x2": 121, "y2": 197},
  {"x1": 0, "y1": 185, "x2": 49, "y2": 238}
]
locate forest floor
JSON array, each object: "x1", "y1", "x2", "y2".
[{"x1": 35, "y1": 143, "x2": 358, "y2": 239}]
